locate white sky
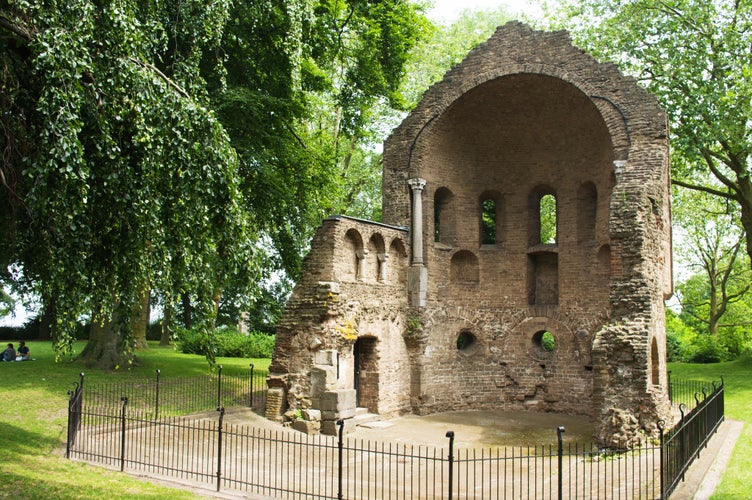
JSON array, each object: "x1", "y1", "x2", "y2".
[{"x1": 427, "y1": 0, "x2": 544, "y2": 23}]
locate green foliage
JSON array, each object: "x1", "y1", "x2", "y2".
[
  {"x1": 177, "y1": 326, "x2": 275, "y2": 359},
  {"x1": 541, "y1": 331, "x2": 556, "y2": 351},
  {"x1": 481, "y1": 199, "x2": 497, "y2": 244},
  {"x1": 666, "y1": 308, "x2": 751, "y2": 363}
]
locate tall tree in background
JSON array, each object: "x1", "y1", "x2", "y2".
[
  {"x1": 550, "y1": 0, "x2": 752, "y2": 264},
  {"x1": 673, "y1": 187, "x2": 752, "y2": 337}
]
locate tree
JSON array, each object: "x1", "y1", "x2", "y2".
[
  {"x1": 549, "y1": 0, "x2": 752, "y2": 264},
  {"x1": 673, "y1": 187, "x2": 752, "y2": 337},
  {"x1": 1, "y1": 0, "x2": 256, "y2": 368}
]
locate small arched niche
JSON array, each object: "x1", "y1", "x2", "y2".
[
  {"x1": 343, "y1": 228, "x2": 364, "y2": 281},
  {"x1": 388, "y1": 237, "x2": 408, "y2": 284},
  {"x1": 367, "y1": 233, "x2": 386, "y2": 282},
  {"x1": 450, "y1": 250, "x2": 480, "y2": 283}
]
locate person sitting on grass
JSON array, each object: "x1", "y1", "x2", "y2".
[
  {"x1": 2, "y1": 343, "x2": 16, "y2": 362},
  {"x1": 16, "y1": 341, "x2": 30, "y2": 361}
]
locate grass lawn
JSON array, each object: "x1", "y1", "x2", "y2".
[
  {"x1": 0, "y1": 340, "x2": 270, "y2": 499},
  {"x1": 668, "y1": 355, "x2": 752, "y2": 499}
]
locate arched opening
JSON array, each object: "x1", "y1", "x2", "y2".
[
  {"x1": 651, "y1": 337, "x2": 660, "y2": 386},
  {"x1": 343, "y1": 229, "x2": 364, "y2": 281},
  {"x1": 434, "y1": 187, "x2": 455, "y2": 245},
  {"x1": 367, "y1": 233, "x2": 386, "y2": 282},
  {"x1": 540, "y1": 194, "x2": 557, "y2": 245},
  {"x1": 529, "y1": 186, "x2": 558, "y2": 247},
  {"x1": 481, "y1": 199, "x2": 497, "y2": 244},
  {"x1": 388, "y1": 237, "x2": 408, "y2": 284}
]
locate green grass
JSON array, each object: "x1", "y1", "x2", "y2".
[
  {"x1": 668, "y1": 356, "x2": 752, "y2": 499},
  {"x1": 0, "y1": 340, "x2": 270, "y2": 499}
]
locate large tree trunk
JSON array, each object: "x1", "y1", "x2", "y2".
[
  {"x1": 78, "y1": 313, "x2": 134, "y2": 369},
  {"x1": 160, "y1": 304, "x2": 172, "y2": 346},
  {"x1": 38, "y1": 299, "x2": 55, "y2": 341},
  {"x1": 131, "y1": 289, "x2": 150, "y2": 349},
  {"x1": 182, "y1": 292, "x2": 192, "y2": 329}
]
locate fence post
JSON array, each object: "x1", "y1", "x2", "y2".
[
  {"x1": 217, "y1": 406, "x2": 225, "y2": 492},
  {"x1": 337, "y1": 419, "x2": 345, "y2": 500},
  {"x1": 66, "y1": 389, "x2": 73, "y2": 458},
  {"x1": 557, "y1": 426, "x2": 565, "y2": 500},
  {"x1": 120, "y1": 396, "x2": 128, "y2": 472},
  {"x1": 658, "y1": 420, "x2": 665, "y2": 500},
  {"x1": 217, "y1": 364, "x2": 223, "y2": 409},
  {"x1": 155, "y1": 369, "x2": 160, "y2": 419},
  {"x1": 446, "y1": 431, "x2": 455, "y2": 500},
  {"x1": 667, "y1": 370, "x2": 672, "y2": 402},
  {"x1": 249, "y1": 363, "x2": 254, "y2": 407}
]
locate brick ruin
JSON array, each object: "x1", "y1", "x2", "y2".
[{"x1": 266, "y1": 22, "x2": 673, "y2": 446}]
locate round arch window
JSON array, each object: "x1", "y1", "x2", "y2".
[{"x1": 456, "y1": 331, "x2": 477, "y2": 351}]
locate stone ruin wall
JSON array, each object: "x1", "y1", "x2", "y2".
[
  {"x1": 267, "y1": 216, "x2": 414, "y2": 432},
  {"x1": 269, "y1": 22, "x2": 672, "y2": 446}
]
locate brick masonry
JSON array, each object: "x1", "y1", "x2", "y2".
[{"x1": 268, "y1": 22, "x2": 672, "y2": 446}]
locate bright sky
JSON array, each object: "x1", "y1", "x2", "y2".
[{"x1": 427, "y1": 0, "x2": 544, "y2": 23}]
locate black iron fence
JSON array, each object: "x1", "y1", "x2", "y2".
[
  {"x1": 661, "y1": 377, "x2": 725, "y2": 497},
  {"x1": 67, "y1": 364, "x2": 267, "y2": 418},
  {"x1": 66, "y1": 376, "x2": 724, "y2": 499}
]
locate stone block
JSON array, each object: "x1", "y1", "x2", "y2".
[
  {"x1": 314, "y1": 350, "x2": 338, "y2": 366},
  {"x1": 310, "y1": 365, "x2": 336, "y2": 396},
  {"x1": 321, "y1": 419, "x2": 352, "y2": 436},
  {"x1": 292, "y1": 419, "x2": 321, "y2": 435},
  {"x1": 302, "y1": 409, "x2": 321, "y2": 421},
  {"x1": 320, "y1": 389, "x2": 356, "y2": 413},
  {"x1": 322, "y1": 407, "x2": 356, "y2": 420}
]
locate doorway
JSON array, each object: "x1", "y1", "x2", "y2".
[{"x1": 353, "y1": 337, "x2": 379, "y2": 411}]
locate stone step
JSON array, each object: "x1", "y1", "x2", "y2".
[{"x1": 351, "y1": 409, "x2": 382, "y2": 428}]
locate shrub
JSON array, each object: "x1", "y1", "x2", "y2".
[
  {"x1": 177, "y1": 327, "x2": 275, "y2": 358},
  {"x1": 685, "y1": 335, "x2": 729, "y2": 364}
]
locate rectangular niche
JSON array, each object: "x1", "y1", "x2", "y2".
[{"x1": 527, "y1": 251, "x2": 559, "y2": 305}]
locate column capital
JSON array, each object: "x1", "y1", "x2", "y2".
[{"x1": 408, "y1": 178, "x2": 427, "y2": 191}]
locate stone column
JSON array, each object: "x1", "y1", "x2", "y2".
[
  {"x1": 356, "y1": 249, "x2": 369, "y2": 281},
  {"x1": 377, "y1": 253, "x2": 388, "y2": 282},
  {"x1": 407, "y1": 178, "x2": 428, "y2": 307},
  {"x1": 408, "y1": 178, "x2": 426, "y2": 265}
]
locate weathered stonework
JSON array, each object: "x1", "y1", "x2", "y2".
[{"x1": 268, "y1": 22, "x2": 672, "y2": 445}]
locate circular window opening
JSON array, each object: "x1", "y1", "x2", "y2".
[
  {"x1": 456, "y1": 331, "x2": 476, "y2": 351},
  {"x1": 533, "y1": 330, "x2": 557, "y2": 352}
]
